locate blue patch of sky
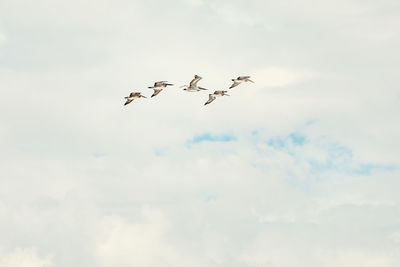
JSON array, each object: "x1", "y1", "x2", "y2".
[
  {"x1": 266, "y1": 132, "x2": 307, "y2": 150},
  {"x1": 289, "y1": 133, "x2": 306, "y2": 145},
  {"x1": 186, "y1": 132, "x2": 236, "y2": 147},
  {"x1": 253, "y1": 129, "x2": 399, "y2": 189}
]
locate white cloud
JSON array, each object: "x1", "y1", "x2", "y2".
[
  {"x1": 252, "y1": 67, "x2": 317, "y2": 88},
  {"x1": 95, "y1": 208, "x2": 196, "y2": 267},
  {"x1": 0, "y1": 248, "x2": 52, "y2": 267}
]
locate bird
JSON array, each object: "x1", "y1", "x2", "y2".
[
  {"x1": 181, "y1": 75, "x2": 208, "y2": 92},
  {"x1": 229, "y1": 76, "x2": 254, "y2": 89},
  {"x1": 148, "y1": 81, "x2": 174, "y2": 97},
  {"x1": 204, "y1": 90, "x2": 229, "y2": 105},
  {"x1": 124, "y1": 92, "x2": 147, "y2": 105}
]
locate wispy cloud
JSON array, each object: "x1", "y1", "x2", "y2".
[{"x1": 253, "y1": 129, "x2": 399, "y2": 181}]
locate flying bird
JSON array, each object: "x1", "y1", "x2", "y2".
[
  {"x1": 148, "y1": 81, "x2": 174, "y2": 97},
  {"x1": 204, "y1": 90, "x2": 229, "y2": 105},
  {"x1": 181, "y1": 75, "x2": 208, "y2": 92},
  {"x1": 124, "y1": 92, "x2": 147, "y2": 105},
  {"x1": 229, "y1": 76, "x2": 254, "y2": 89}
]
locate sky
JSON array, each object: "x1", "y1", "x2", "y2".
[{"x1": 0, "y1": 0, "x2": 400, "y2": 266}]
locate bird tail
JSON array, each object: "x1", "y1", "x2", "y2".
[
  {"x1": 248, "y1": 79, "x2": 254, "y2": 83},
  {"x1": 198, "y1": 87, "x2": 208, "y2": 90}
]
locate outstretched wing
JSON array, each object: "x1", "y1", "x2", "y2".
[
  {"x1": 204, "y1": 94, "x2": 216, "y2": 105},
  {"x1": 238, "y1": 76, "x2": 250, "y2": 80},
  {"x1": 124, "y1": 98, "x2": 134, "y2": 105},
  {"x1": 229, "y1": 80, "x2": 241, "y2": 89},
  {"x1": 189, "y1": 75, "x2": 202, "y2": 87},
  {"x1": 151, "y1": 89, "x2": 162, "y2": 97}
]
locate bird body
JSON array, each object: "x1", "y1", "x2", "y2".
[
  {"x1": 213, "y1": 90, "x2": 230, "y2": 96},
  {"x1": 124, "y1": 92, "x2": 147, "y2": 105},
  {"x1": 229, "y1": 76, "x2": 254, "y2": 89},
  {"x1": 148, "y1": 81, "x2": 174, "y2": 89}
]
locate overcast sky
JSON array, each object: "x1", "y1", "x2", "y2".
[{"x1": 0, "y1": 0, "x2": 400, "y2": 266}]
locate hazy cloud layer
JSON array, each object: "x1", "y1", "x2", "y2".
[{"x1": 0, "y1": 0, "x2": 399, "y2": 266}]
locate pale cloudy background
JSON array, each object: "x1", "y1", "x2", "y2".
[{"x1": 0, "y1": 0, "x2": 400, "y2": 266}]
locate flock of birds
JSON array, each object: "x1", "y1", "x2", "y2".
[{"x1": 123, "y1": 75, "x2": 254, "y2": 106}]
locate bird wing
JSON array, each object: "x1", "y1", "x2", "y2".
[
  {"x1": 238, "y1": 76, "x2": 250, "y2": 80},
  {"x1": 229, "y1": 80, "x2": 240, "y2": 89},
  {"x1": 189, "y1": 75, "x2": 202, "y2": 87},
  {"x1": 124, "y1": 98, "x2": 134, "y2": 105},
  {"x1": 151, "y1": 89, "x2": 162, "y2": 97},
  {"x1": 204, "y1": 94, "x2": 216, "y2": 105}
]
